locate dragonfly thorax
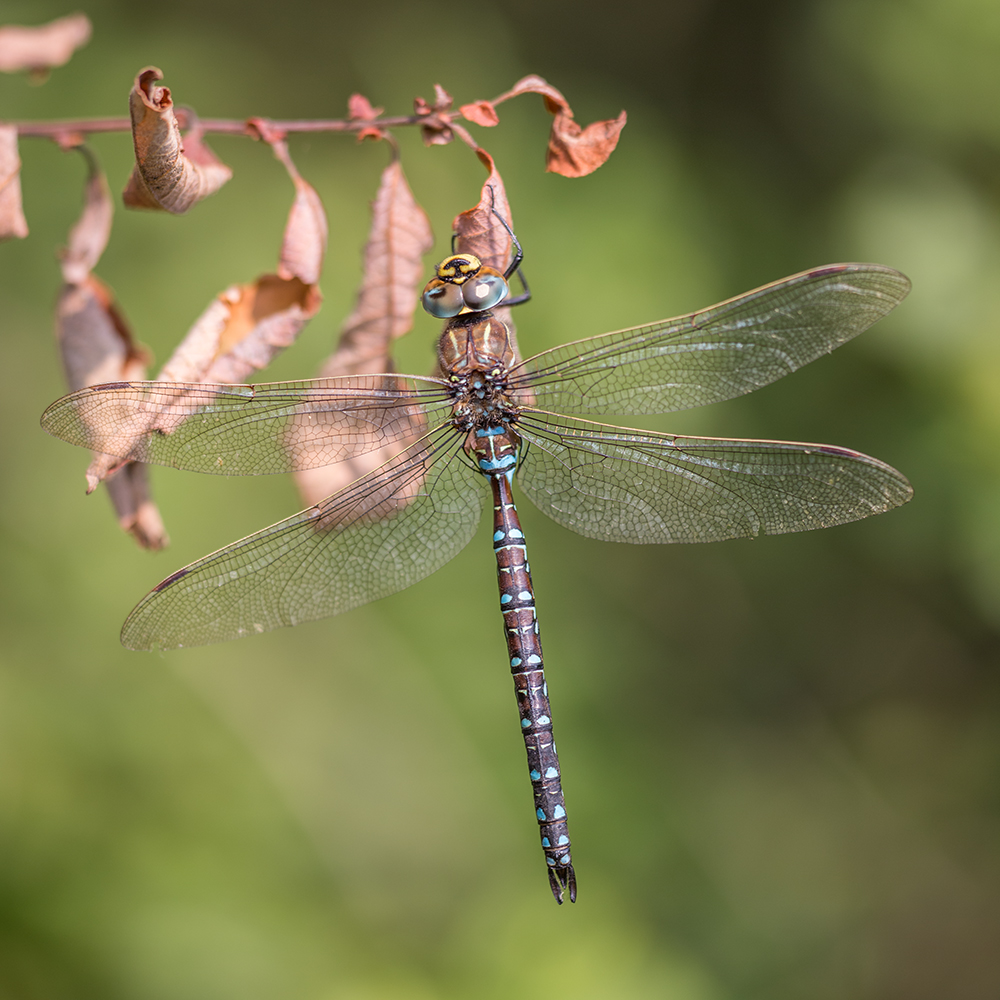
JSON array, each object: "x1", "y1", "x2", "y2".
[
  {"x1": 448, "y1": 365, "x2": 519, "y2": 433},
  {"x1": 437, "y1": 311, "x2": 517, "y2": 373}
]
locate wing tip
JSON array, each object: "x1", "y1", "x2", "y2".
[{"x1": 805, "y1": 262, "x2": 912, "y2": 303}]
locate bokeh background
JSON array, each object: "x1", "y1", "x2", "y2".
[{"x1": 2, "y1": 0, "x2": 999, "y2": 997}]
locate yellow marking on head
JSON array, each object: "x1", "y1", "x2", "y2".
[{"x1": 436, "y1": 254, "x2": 482, "y2": 283}]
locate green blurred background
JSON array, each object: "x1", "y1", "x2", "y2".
[{"x1": 2, "y1": 0, "x2": 999, "y2": 996}]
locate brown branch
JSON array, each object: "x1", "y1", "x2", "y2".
[{"x1": 11, "y1": 112, "x2": 453, "y2": 139}]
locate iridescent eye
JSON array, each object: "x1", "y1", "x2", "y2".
[
  {"x1": 462, "y1": 272, "x2": 509, "y2": 311},
  {"x1": 422, "y1": 282, "x2": 465, "y2": 318}
]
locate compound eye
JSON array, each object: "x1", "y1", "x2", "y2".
[
  {"x1": 422, "y1": 282, "x2": 465, "y2": 318},
  {"x1": 462, "y1": 271, "x2": 509, "y2": 311}
]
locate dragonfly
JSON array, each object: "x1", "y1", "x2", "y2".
[{"x1": 41, "y1": 248, "x2": 912, "y2": 903}]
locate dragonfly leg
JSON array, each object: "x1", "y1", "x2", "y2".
[{"x1": 503, "y1": 266, "x2": 531, "y2": 308}]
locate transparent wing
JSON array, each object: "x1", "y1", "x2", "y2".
[
  {"x1": 515, "y1": 411, "x2": 912, "y2": 544},
  {"x1": 121, "y1": 425, "x2": 484, "y2": 650},
  {"x1": 41, "y1": 375, "x2": 451, "y2": 475},
  {"x1": 511, "y1": 264, "x2": 910, "y2": 415}
]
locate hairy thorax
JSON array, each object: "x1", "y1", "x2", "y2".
[
  {"x1": 438, "y1": 310, "x2": 522, "y2": 460},
  {"x1": 440, "y1": 312, "x2": 519, "y2": 426},
  {"x1": 437, "y1": 310, "x2": 517, "y2": 374}
]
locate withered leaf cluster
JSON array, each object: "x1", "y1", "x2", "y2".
[
  {"x1": 51, "y1": 78, "x2": 330, "y2": 547},
  {"x1": 28, "y1": 63, "x2": 623, "y2": 547},
  {"x1": 81, "y1": 133, "x2": 329, "y2": 547}
]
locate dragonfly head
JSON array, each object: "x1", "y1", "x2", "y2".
[{"x1": 422, "y1": 254, "x2": 510, "y2": 318}]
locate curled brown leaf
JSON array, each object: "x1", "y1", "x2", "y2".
[
  {"x1": 547, "y1": 108, "x2": 627, "y2": 178},
  {"x1": 123, "y1": 67, "x2": 232, "y2": 214},
  {"x1": 476, "y1": 74, "x2": 626, "y2": 177},
  {"x1": 294, "y1": 156, "x2": 433, "y2": 508},
  {"x1": 0, "y1": 13, "x2": 91, "y2": 74},
  {"x1": 495, "y1": 74, "x2": 567, "y2": 110},
  {"x1": 0, "y1": 124, "x2": 28, "y2": 239}
]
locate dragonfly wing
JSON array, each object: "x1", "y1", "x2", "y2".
[
  {"x1": 41, "y1": 375, "x2": 451, "y2": 475},
  {"x1": 121, "y1": 425, "x2": 484, "y2": 650},
  {"x1": 512, "y1": 264, "x2": 910, "y2": 415},
  {"x1": 515, "y1": 412, "x2": 912, "y2": 544}
]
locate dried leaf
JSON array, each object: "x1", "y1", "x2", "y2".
[
  {"x1": 327, "y1": 158, "x2": 432, "y2": 375},
  {"x1": 496, "y1": 74, "x2": 568, "y2": 110},
  {"x1": 452, "y1": 149, "x2": 515, "y2": 275},
  {"x1": 294, "y1": 157, "x2": 433, "y2": 507},
  {"x1": 55, "y1": 274, "x2": 168, "y2": 549},
  {"x1": 271, "y1": 140, "x2": 328, "y2": 285},
  {"x1": 157, "y1": 274, "x2": 321, "y2": 385},
  {"x1": 433, "y1": 84, "x2": 453, "y2": 109},
  {"x1": 123, "y1": 67, "x2": 232, "y2": 214},
  {"x1": 0, "y1": 13, "x2": 91, "y2": 74},
  {"x1": 60, "y1": 147, "x2": 112, "y2": 284},
  {"x1": 459, "y1": 101, "x2": 500, "y2": 128},
  {"x1": 547, "y1": 109, "x2": 627, "y2": 178},
  {"x1": 0, "y1": 124, "x2": 28, "y2": 239},
  {"x1": 348, "y1": 93, "x2": 385, "y2": 141},
  {"x1": 57, "y1": 276, "x2": 146, "y2": 396},
  {"x1": 485, "y1": 74, "x2": 626, "y2": 177},
  {"x1": 348, "y1": 93, "x2": 383, "y2": 120},
  {"x1": 120, "y1": 164, "x2": 159, "y2": 210},
  {"x1": 104, "y1": 462, "x2": 169, "y2": 550}
]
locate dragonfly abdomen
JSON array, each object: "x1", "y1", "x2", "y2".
[{"x1": 483, "y1": 439, "x2": 575, "y2": 904}]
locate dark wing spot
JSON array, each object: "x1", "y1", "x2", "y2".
[{"x1": 153, "y1": 566, "x2": 190, "y2": 592}]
